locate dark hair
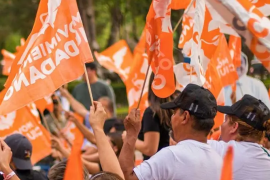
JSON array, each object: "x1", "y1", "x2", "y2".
[
  {"x1": 179, "y1": 109, "x2": 214, "y2": 136},
  {"x1": 85, "y1": 62, "x2": 97, "y2": 71},
  {"x1": 98, "y1": 97, "x2": 114, "y2": 115},
  {"x1": 48, "y1": 159, "x2": 89, "y2": 180},
  {"x1": 191, "y1": 116, "x2": 214, "y2": 136},
  {"x1": 148, "y1": 72, "x2": 173, "y2": 127},
  {"x1": 107, "y1": 132, "x2": 123, "y2": 157},
  {"x1": 90, "y1": 172, "x2": 123, "y2": 180},
  {"x1": 112, "y1": 120, "x2": 125, "y2": 132}
]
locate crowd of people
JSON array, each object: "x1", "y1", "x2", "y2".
[{"x1": 0, "y1": 62, "x2": 270, "y2": 180}]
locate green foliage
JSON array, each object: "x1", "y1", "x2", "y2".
[{"x1": 4, "y1": 33, "x2": 22, "y2": 52}]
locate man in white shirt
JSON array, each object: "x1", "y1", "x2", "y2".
[
  {"x1": 208, "y1": 95, "x2": 270, "y2": 180},
  {"x1": 119, "y1": 84, "x2": 223, "y2": 180}
]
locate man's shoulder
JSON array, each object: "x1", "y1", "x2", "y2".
[
  {"x1": 73, "y1": 82, "x2": 86, "y2": 91},
  {"x1": 96, "y1": 79, "x2": 111, "y2": 87}
]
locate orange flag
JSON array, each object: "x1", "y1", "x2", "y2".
[
  {"x1": 95, "y1": 39, "x2": 149, "y2": 118},
  {"x1": 1, "y1": 50, "x2": 15, "y2": 76},
  {"x1": 0, "y1": 0, "x2": 93, "y2": 115},
  {"x1": 207, "y1": 0, "x2": 270, "y2": 72},
  {"x1": 0, "y1": 105, "x2": 51, "y2": 164},
  {"x1": 94, "y1": 40, "x2": 133, "y2": 82},
  {"x1": 171, "y1": 0, "x2": 191, "y2": 10},
  {"x1": 220, "y1": 146, "x2": 234, "y2": 180},
  {"x1": 146, "y1": 0, "x2": 175, "y2": 98},
  {"x1": 228, "y1": 36, "x2": 242, "y2": 68},
  {"x1": 63, "y1": 113, "x2": 84, "y2": 180},
  {"x1": 211, "y1": 34, "x2": 238, "y2": 87},
  {"x1": 35, "y1": 95, "x2": 54, "y2": 113}
]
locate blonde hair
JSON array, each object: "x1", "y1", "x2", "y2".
[{"x1": 229, "y1": 115, "x2": 270, "y2": 143}]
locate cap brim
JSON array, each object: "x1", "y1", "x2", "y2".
[
  {"x1": 217, "y1": 106, "x2": 234, "y2": 115},
  {"x1": 13, "y1": 157, "x2": 32, "y2": 170},
  {"x1": 160, "y1": 102, "x2": 178, "y2": 109}
]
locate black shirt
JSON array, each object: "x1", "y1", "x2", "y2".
[{"x1": 138, "y1": 107, "x2": 170, "y2": 160}]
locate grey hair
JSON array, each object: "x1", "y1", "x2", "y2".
[{"x1": 48, "y1": 159, "x2": 89, "y2": 180}]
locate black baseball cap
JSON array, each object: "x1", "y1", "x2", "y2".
[
  {"x1": 161, "y1": 84, "x2": 217, "y2": 119},
  {"x1": 217, "y1": 94, "x2": 270, "y2": 131},
  {"x1": 4, "y1": 134, "x2": 33, "y2": 170}
]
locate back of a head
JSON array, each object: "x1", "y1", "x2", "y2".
[
  {"x1": 98, "y1": 97, "x2": 114, "y2": 115},
  {"x1": 161, "y1": 84, "x2": 217, "y2": 136},
  {"x1": 148, "y1": 72, "x2": 174, "y2": 127},
  {"x1": 218, "y1": 94, "x2": 270, "y2": 143},
  {"x1": 85, "y1": 62, "x2": 97, "y2": 71},
  {"x1": 107, "y1": 132, "x2": 123, "y2": 156},
  {"x1": 90, "y1": 172, "x2": 123, "y2": 180},
  {"x1": 48, "y1": 159, "x2": 89, "y2": 180}
]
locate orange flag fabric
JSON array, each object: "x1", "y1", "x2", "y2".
[
  {"x1": 63, "y1": 113, "x2": 84, "y2": 180},
  {"x1": 220, "y1": 146, "x2": 234, "y2": 180},
  {"x1": 228, "y1": 36, "x2": 242, "y2": 68},
  {"x1": 171, "y1": 0, "x2": 191, "y2": 10},
  {"x1": 1, "y1": 50, "x2": 15, "y2": 76},
  {"x1": 95, "y1": 39, "x2": 149, "y2": 118},
  {"x1": 0, "y1": 0, "x2": 93, "y2": 115},
  {"x1": 0, "y1": 105, "x2": 51, "y2": 164},
  {"x1": 94, "y1": 40, "x2": 133, "y2": 82},
  {"x1": 146, "y1": 0, "x2": 175, "y2": 98},
  {"x1": 35, "y1": 95, "x2": 54, "y2": 113},
  {"x1": 211, "y1": 34, "x2": 238, "y2": 87},
  {"x1": 207, "y1": 0, "x2": 270, "y2": 72}
]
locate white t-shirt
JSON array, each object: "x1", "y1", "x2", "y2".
[
  {"x1": 134, "y1": 140, "x2": 222, "y2": 180},
  {"x1": 208, "y1": 140, "x2": 270, "y2": 180}
]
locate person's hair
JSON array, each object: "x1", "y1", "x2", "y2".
[
  {"x1": 98, "y1": 97, "x2": 114, "y2": 115},
  {"x1": 228, "y1": 115, "x2": 270, "y2": 143},
  {"x1": 112, "y1": 120, "x2": 125, "y2": 132},
  {"x1": 148, "y1": 72, "x2": 173, "y2": 127},
  {"x1": 179, "y1": 109, "x2": 214, "y2": 135},
  {"x1": 107, "y1": 132, "x2": 123, "y2": 157},
  {"x1": 85, "y1": 62, "x2": 97, "y2": 71},
  {"x1": 90, "y1": 172, "x2": 123, "y2": 180},
  {"x1": 48, "y1": 159, "x2": 89, "y2": 180}
]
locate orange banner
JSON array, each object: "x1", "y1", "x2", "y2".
[
  {"x1": 228, "y1": 36, "x2": 242, "y2": 68},
  {"x1": 1, "y1": 50, "x2": 15, "y2": 76},
  {"x1": 211, "y1": 35, "x2": 238, "y2": 87},
  {"x1": 0, "y1": 0, "x2": 93, "y2": 115},
  {"x1": 35, "y1": 95, "x2": 54, "y2": 113},
  {"x1": 95, "y1": 40, "x2": 133, "y2": 82},
  {"x1": 146, "y1": 0, "x2": 175, "y2": 98},
  {"x1": 0, "y1": 106, "x2": 51, "y2": 164}
]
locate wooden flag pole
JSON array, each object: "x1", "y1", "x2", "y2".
[
  {"x1": 83, "y1": 64, "x2": 94, "y2": 105},
  {"x1": 136, "y1": 63, "x2": 151, "y2": 109},
  {"x1": 173, "y1": 0, "x2": 195, "y2": 33}
]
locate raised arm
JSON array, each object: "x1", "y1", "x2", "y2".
[
  {"x1": 119, "y1": 109, "x2": 141, "y2": 180},
  {"x1": 66, "y1": 112, "x2": 96, "y2": 145},
  {"x1": 89, "y1": 101, "x2": 124, "y2": 180},
  {"x1": 0, "y1": 139, "x2": 20, "y2": 180},
  {"x1": 59, "y1": 87, "x2": 89, "y2": 117}
]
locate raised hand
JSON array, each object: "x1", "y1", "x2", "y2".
[
  {"x1": 0, "y1": 139, "x2": 12, "y2": 172},
  {"x1": 124, "y1": 109, "x2": 141, "y2": 136},
  {"x1": 89, "y1": 101, "x2": 107, "y2": 130}
]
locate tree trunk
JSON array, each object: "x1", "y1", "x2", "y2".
[
  {"x1": 86, "y1": 0, "x2": 100, "y2": 51},
  {"x1": 106, "y1": 6, "x2": 123, "y2": 48},
  {"x1": 77, "y1": 0, "x2": 100, "y2": 51}
]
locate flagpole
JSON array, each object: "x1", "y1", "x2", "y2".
[
  {"x1": 173, "y1": 0, "x2": 195, "y2": 33},
  {"x1": 137, "y1": 63, "x2": 151, "y2": 109},
  {"x1": 83, "y1": 64, "x2": 94, "y2": 106}
]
